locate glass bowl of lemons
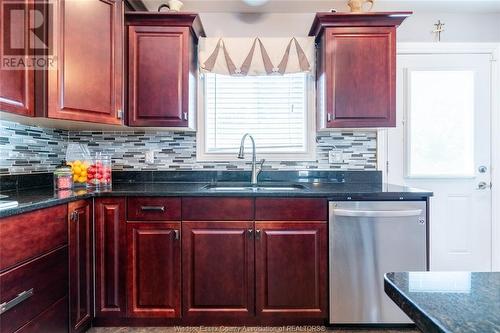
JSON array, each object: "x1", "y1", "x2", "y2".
[{"x1": 66, "y1": 160, "x2": 90, "y2": 186}]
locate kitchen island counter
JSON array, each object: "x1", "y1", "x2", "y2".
[{"x1": 384, "y1": 271, "x2": 500, "y2": 333}]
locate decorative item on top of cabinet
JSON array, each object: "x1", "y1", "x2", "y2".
[
  {"x1": 48, "y1": 0, "x2": 123, "y2": 125},
  {"x1": 94, "y1": 197, "x2": 127, "y2": 322},
  {"x1": 68, "y1": 200, "x2": 93, "y2": 333},
  {"x1": 126, "y1": 12, "x2": 206, "y2": 128},
  {"x1": 347, "y1": 0, "x2": 374, "y2": 13},
  {"x1": 309, "y1": 12, "x2": 411, "y2": 128}
]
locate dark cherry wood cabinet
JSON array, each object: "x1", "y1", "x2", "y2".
[
  {"x1": 182, "y1": 221, "x2": 255, "y2": 319},
  {"x1": 310, "y1": 12, "x2": 410, "y2": 128},
  {"x1": 0, "y1": 247, "x2": 68, "y2": 333},
  {"x1": 127, "y1": 197, "x2": 181, "y2": 221},
  {"x1": 126, "y1": 13, "x2": 205, "y2": 128},
  {"x1": 255, "y1": 222, "x2": 327, "y2": 318},
  {"x1": 126, "y1": 222, "x2": 181, "y2": 318},
  {"x1": 68, "y1": 200, "x2": 93, "y2": 333},
  {"x1": 0, "y1": 0, "x2": 35, "y2": 117},
  {"x1": 15, "y1": 296, "x2": 69, "y2": 333},
  {"x1": 94, "y1": 197, "x2": 127, "y2": 320},
  {"x1": 0, "y1": 205, "x2": 67, "y2": 272},
  {"x1": 0, "y1": 204, "x2": 69, "y2": 333},
  {"x1": 48, "y1": 0, "x2": 123, "y2": 124}
]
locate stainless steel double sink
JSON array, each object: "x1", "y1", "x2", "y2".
[{"x1": 202, "y1": 183, "x2": 308, "y2": 192}]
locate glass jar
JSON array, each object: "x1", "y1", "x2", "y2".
[
  {"x1": 54, "y1": 161, "x2": 73, "y2": 190},
  {"x1": 86, "y1": 153, "x2": 112, "y2": 189}
]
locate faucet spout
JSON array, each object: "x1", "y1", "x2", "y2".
[{"x1": 237, "y1": 133, "x2": 262, "y2": 185}]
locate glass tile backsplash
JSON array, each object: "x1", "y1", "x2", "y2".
[{"x1": 0, "y1": 120, "x2": 377, "y2": 175}]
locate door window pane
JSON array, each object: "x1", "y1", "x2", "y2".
[{"x1": 407, "y1": 70, "x2": 475, "y2": 177}]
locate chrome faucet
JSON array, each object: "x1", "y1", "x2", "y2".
[{"x1": 237, "y1": 133, "x2": 265, "y2": 186}]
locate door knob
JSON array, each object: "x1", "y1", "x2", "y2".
[{"x1": 476, "y1": 181, "x2": 490, "y2": 190}]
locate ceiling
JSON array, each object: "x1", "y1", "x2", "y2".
[{"x1": 142, "y1": 0, "x2": 500, "y2": 13}]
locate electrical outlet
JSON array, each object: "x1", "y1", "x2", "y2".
[
  {"x1": 329, "y1": 149, "x2": 343, "y2": 164},
  {"x1": 145, "y1": 150, "x2": 155, "y2": 164}
]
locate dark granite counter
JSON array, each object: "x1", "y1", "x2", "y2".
[
  {"x1": 384, "y1": 272, "x2": 500, "y2": 333},
  {"x1": 0, "y1": 171, "x2": 432, "y2": 218}
]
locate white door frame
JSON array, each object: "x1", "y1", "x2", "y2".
[{"x1": 378, "y1": 43, "x2": 500, "y2": 271}]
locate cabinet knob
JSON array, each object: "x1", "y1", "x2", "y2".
[
  {"x1": 70, "y1": 211, "x2": 79, "y2": 222},
  {"x1": 255, "y1": 229, "x2": 262, "y2": 240},
  {"x1": 174, "y1": 229, "x2": 180, "y2": 240}
]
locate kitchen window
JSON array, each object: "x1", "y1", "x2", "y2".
[{"x1": 197, "y1": 72, "x2": 315, "y2": 161}]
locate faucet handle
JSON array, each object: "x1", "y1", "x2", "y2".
[{"x1": 258, "y1": 159, "x2": 266, "y2": 172}]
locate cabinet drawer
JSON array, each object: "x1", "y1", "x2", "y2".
[
  {"x1": 0, "y1": 247, "x2": 68, "y2": 333},
  {"x1": 128, "y1": 197, "x2": 181, "y2": 221},
  {"x1": 182, "y1": 197, "x2": 254, "y2": 221},
  {"x1": 15, "y1": 296, "x2": 68, "y2": 333},
  {"x1": 0, "y1": 205, "x2": 68, "y2": 272},
  {"x1": 255, "y1": 198, "x2": 327, "y2": 221}
]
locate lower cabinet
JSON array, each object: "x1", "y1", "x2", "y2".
[
  {"x1": 126, "y1": 222, "x2": 181, "y2": 318},
  {"x1": 182, "y1": 221, "x2": 255, "y2": 319},
  {"x1": 255, "y1": 222, "x2": 327, "y2": 318},
  {"x1": 1, "y1": 196, "x2": 328, "y2": 329},
  {"x1": 68, "y1": 200, "x2": 93, "y2": 333},
  {"x1": 94, "y1": 197, "x2": 127, "y2": 320},
  {"x1": 0, "y1": 205, "x2": 68, "y2": 333},
  {"x1": 15, "y1": 296, "x2": 69, "y2": 333}
]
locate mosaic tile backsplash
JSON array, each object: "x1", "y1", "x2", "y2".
[{"x1": 0, "y1": 119, "x2": 377, "y2": 175}]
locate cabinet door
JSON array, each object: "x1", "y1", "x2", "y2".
[
  {"x1": 326, "y1": 27, "x2": 395, "y2": 127},
  {"x1": 182, "y1": 221, "x2": 254, "y2": 318},
  {"x1": 126, "y1": 223, "x2": 181, "y2": 318},
  {"x1": 255, "y1": 222, "x2": 327, "y2": 318},
  {"x1": 128, "y1": 26, "x2": 189, "y2": 127},
  {"x1": 0, "y1": 0, "x2": 34, "y2": 116},
  {"x1": 94, "y1": 197, "x2": 126, "y2": 319},
  {"x1": 48, "y1": 0, "x2": 123, "y2": 124},
  {"x1": 68, "y1": 200, "x2": 93, "y2": 333}
]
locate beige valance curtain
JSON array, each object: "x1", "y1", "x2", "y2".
[{"x1": 199, "y1": 37, "x2": 315, "y2": 76}]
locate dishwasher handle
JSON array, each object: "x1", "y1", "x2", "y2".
[{"x1": 333, "y1": 208, "x2": 422, "y2": 218}]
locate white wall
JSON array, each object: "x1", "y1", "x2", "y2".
[{"x1": 196, "y1": 12, "x2": 500, "y2": 42}]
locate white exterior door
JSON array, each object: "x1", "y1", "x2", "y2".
[{"x1": 387, "y1": 52, "x2": 493, "y2": 271}]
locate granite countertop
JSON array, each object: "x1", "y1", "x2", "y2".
[
  {"x1": 0, "y1": 181, "x2": 432, "y2": 219},
  {"x1": 384, "y1": 272, "x2": 500, "y2": 333},
  {"x1": 0, "y1": 171, "x2": 432, "y2": 218}
]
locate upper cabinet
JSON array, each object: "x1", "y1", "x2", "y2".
[
  {"x1": 310, "y1": 12, "x2": 410, "y2": 128},
  {"x1": 0, "y1": 0, "x2": 35, "y2": 117},
  {"x1": 48, "y1": 0, "x2": 124, "y2": 125},
  {"x1": 126, "y1": 13, "x2": 205, "y2": 128}
]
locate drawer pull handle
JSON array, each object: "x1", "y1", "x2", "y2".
[
  {"x1": 0, "y1": 288, "x2": 34, "y2": 314},
  {"x1": 140, "y1": 206, "x2": 165, "y2": 212}
]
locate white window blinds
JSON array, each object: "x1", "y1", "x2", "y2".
[{"x1": 204, "y1": 73, "x2": 309, "y2": 155}]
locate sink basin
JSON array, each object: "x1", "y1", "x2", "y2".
[{"x1": 203, "y1": 183, "x2": 307, "y2": 192}]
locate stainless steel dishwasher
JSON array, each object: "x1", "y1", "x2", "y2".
[{"x1": 329, "y1": 201, "x2": 427, "y2": 324}]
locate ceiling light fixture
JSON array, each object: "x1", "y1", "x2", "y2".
[{"x1": 242, "y1": 0, "x2": 270, "y2": 7}]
